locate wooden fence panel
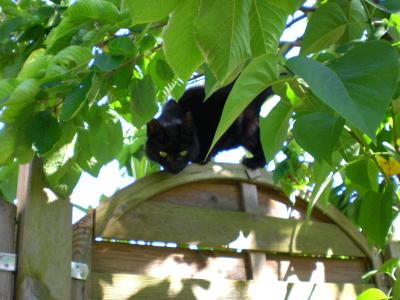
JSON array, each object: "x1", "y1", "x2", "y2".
[
  {"x1": 97, "y1": 201, "x2": 365, "y2": 257},
  {"x1": 93, "y1": 242, "x2": 247, "y2": 281},
  {"x1": 0, "y1": 199, "x2": 15, "y2": 300},
  {"x1": 90, "y1": 273, "x2": 373, "y2": 300}
]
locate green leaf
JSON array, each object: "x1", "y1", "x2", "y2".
[
  {"x1": 108, "y1": 36, "x2": 137, "y2": 56},
  {"x1": 341, "y1": 0, "x2": 368, "y2": 43},
  {"x1": 45, "y1": 19, "x2": 79, "y2": 53},
  {"x1": 18, "y1": 49, "x2": 51, "y2": 80},
  {"x1": 303, "y1": 0, "x2": 367, "y2": 50},
  {"x1": 345, "y1": 158, "x2": 379, "y2": 194},
  {"x1": 0, "y1": 163, "x2": 18, "y2": 202},
  {"x1": 307, "y1": 159, "x2": 333, "y2": 220},
  {"x1": 260, "y1": 99, "x2": 292, "y2": 162},
  {"x1": 41, "y1": 123, "x2": 77, "y2": 197},
  {"x1": 378, "y1": 257, "x2": 400, "y2": 275},
  {"x1": 126, "y1": 0, "x2": 179, "y2": 25},
  {"x1": 1, "y1": 79, "x2": 40, "y2": 123},
  {"x1": 365, "y1": 0, "x2": 400, "y2": 12},
  {"x1": 100, "y1": 1, "x2": 120, "y2": 23},
  {"x1": 287, "y1": 41, "x2": 399, "y2": 140},
  {"x1": 147, "y1": 51, "x2": 177, "y2": 101},
  {"x1": 94, "y1": 54, "x2": 124, "y2": 72},
  {"x1": 130, "y1": 75, "x2": 158, "y2": 128},
  {"x1": 293, "y1": 112, "x2": 344, "y2": 163},
  {"x1": 76, "y1": 129, "x2": 102, "y2": 177},
  {"x1": 210, "y1": 53, "x2": 278, "y2": 154},
  {"x1": 61, "y1": 75, "x2": 92, "y2": 121},
  {"x1": 195, "y1": 0, "x2": 252, "y2": 84},
  {"x1": 67, "y1": 0, "x2": 119, "y2": 23},
  {"x1": 331, "y1": 41, "x2": 399, "y2": 140},
  {"x1": 0, "y1": 126, "x2": 16, "y2": 165},
  {"x1": 250, "y1": 0, "x2": 301, "y2": 56},
  {"x1": 356, "y1": 288, "x2": 388, "y2": 300},
  {"x1": 88, "y1": 109, "x2": 123, "y2": 164},
  {"x1": 27, "y1": 111, "x2": 62, "y2": 156},
  {"x1": 163, "y1": 0, "x2": 203, "y2": 81},
  {"x1": 156, "y1": 59, "x2": 174, "y2": 81},
  {"x1": 46, "y1": 159, "x2": 82, "y2": 198},
  {"x1": 359, "y1": 183, "x2": 396, "y2": 249},
  {"x1": 0, "y1": 79, "x2": 18, "y2": 106},
  {"x1": 52, "y1": 45, "x2": 92, "y2": 69}
]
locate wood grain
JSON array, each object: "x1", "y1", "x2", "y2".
[
  {"x1": 16, "y1": 157, "x2": 72, "y2": 300},
  {"x1": 93, "y1": 242, "x2": 247, "y2": 281},
  {"x1": 151, "y1": 181, "x2": 242, "y2": 211},
  {"x1": 0, "y1": 199, "x2": 16, "y2": 300},
  {"x1": 264, "y1": 255, "x2": 368, "y2": 283},
  {"x1": 95, "y1": 163, "x2": 372, "y2": 259},
  {"x1": 240, "y1": 183, "x2": 269, "y2": 283},
  {"x1": 72, "y1": 211, "x2": 94, "y2": 300},
  {"x1": 97, "y1": 201, "x2": 365, "y2": 257},
  {"x1": 89, "y1": 272, "x2": 373, "y2": 300}
]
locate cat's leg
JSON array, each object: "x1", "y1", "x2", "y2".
[
  {"x1": 242, "y1": 128, "x2": 266, "y2": 169},
  {"x1": 242, "y1": 152, "x2": 266, "y2": 169}
]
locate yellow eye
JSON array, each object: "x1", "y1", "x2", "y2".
[
  {"x1": 180, "y1": 150, "x2": 188, "y2": 156},
  {"x1": 159, "y1": 151, "x2": 168, "y2": 157}
]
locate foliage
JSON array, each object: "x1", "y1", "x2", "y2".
[{"x1": 1, "y1": 0, "x2": 400, "y2": 294}]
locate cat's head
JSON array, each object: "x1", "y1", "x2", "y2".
[{"x1": 145, "y1": 112, "x2": 199, "y2": 174}]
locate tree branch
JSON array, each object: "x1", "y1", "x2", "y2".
[{"x1": 285, "y1": 13, "x2": 307, "y2": 29}]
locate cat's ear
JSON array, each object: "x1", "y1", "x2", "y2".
[{"x1": 147, "y1": 119, "x2": 163, "y2": 137}]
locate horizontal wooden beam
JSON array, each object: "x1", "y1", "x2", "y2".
[
  {"x1": 90, "y1": 272, "x2": 373, "y2": 300},
  {"x1": 97, "y1": 202, "x2": 365, "y2": 257}
]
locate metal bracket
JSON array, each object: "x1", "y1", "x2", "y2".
[
  {"x1": 0, "y1": 253, "x2": 15, "y2": 272},
  {"x1": 0, "y1": 253, "x2": 89, "y2": 280},
  {"x1": 71, "y1": 261, "x2": 89, "y2": 280}
]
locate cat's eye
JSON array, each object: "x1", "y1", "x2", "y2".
[
  {"x1": 159, "y1": 151, "x2": 168, "y2": 157},
  {"x1": 180, "y1": 150, "x2": 188, "y2": 156}
]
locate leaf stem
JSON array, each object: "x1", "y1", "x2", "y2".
[
  {"x1": 360, "y1": 0, "x2": 376, "y2": 39},
  {"x1": 350, "y1": 127, "x2": 392, "y2": 183},
  {"x1": 392, "y1": 104, "x2": 400, "y2": 152}
]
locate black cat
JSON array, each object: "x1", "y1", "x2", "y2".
[{"x1": 145, "y1": 82, "x2": 272, "y2": 174}]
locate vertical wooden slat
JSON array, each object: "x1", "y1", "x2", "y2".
[
  {"x1": 16, "y1": 157, "x2": 72, "y2": 300},
  {"x1": 72, "y1": 211, "x2": 93, "y2": 300},
  {"x1": 0, "y1": 199, "x2": 16, "y2": 300},
  {"x1": 240, "y1": 183, "x2": 270, "y2": 282}
]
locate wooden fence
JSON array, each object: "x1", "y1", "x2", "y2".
[{"x1": 0, "y1": 160, "x2": 395, "y2": 299}]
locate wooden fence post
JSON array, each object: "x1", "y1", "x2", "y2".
[
  {"x1": 0, "y1": 198, "x2": 16, "y2": 300},
  {"x1": 72, "y1": 210, "x2": 93, "y2": 299},
  {"x1": 15, "y1": 157, "x2": 72, "y2": 300},
  {"x1": 240, "y1": 183, "x2": 270, "y2": 282}
]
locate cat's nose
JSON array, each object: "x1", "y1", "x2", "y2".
[{"x1": 167, "y1": 164, "x2": 184, "y2": 174}]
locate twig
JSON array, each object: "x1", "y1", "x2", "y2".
[
  {"x1": 360, "y1": 0, "x2": 376, "y2": 39},
  {"x1": 286, "y1": 13, "x2": 307, "y2": 28},
  {"x1": 299, "y1": 6, "x2": 315, "y2": 14}
]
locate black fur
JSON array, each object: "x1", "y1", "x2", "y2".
[{"x1": 145, "y1": 83, "x2": 272, "y2": 174}]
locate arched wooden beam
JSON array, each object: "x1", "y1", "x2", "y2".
[{"x1": 95, "y1": 163, "x2": 373, "y2": 258}]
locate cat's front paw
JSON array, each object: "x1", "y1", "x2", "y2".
[{"x1": 242, "y1": 157, "x2": 265, "y2": 170}]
